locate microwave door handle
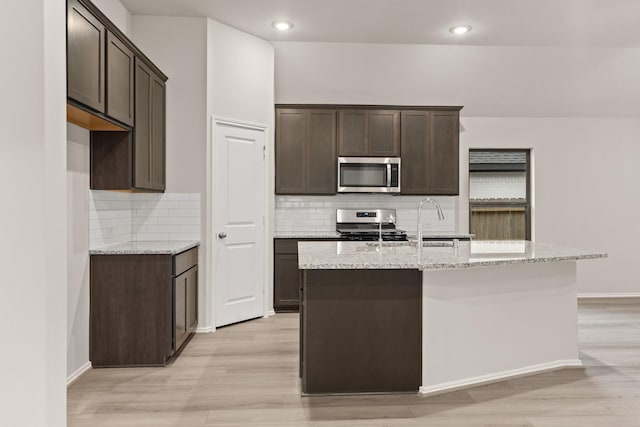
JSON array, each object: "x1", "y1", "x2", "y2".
[{"x1": 386, "y1": 163, "x2": 392, "y2": 187}]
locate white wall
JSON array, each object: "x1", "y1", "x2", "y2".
[
  {"x1": 66, "y1": 0, "x2": 132, "y2": 382},
  {"x1": 273, "y1": 41, "x2": 640, "y2": 295},
  {"x1": 67, "y1": 124, "x2": 91, "y2": 382},
  {"x1": 132, "y1": 16, "x2": 208, "y2": 195},
  {"x1": 274, "y1": 42, "x2": 640, "y2": 117},
  {"x1": 93, "y1": 0, "x2": 132, "y2": 35},
  {"x1": 130, "y1": 18, "x2": 275, "y2": 326},
  {"x1": 460, "y1": 117, "x2": 640, "y2": 295},
  {"x1": 132, "y1": 15, "x2": 210, "y2": 327},
  {"x1": 207, "y1": 20, "x2": 275, "y2": 125},
  {"x1": 0, "y1": 0, "x2": 66, "y2": 425},
  {"x1": 207, "y1": 20, "x2": 275, "y2": 318}
]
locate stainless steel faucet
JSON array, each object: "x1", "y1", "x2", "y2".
[{"x1": 417, "y1": 198, "x2": 445, "y2": 258}]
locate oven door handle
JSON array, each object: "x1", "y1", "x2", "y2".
[{"x1": 386, "y1": 163, "x2": 392, "y2": 187}]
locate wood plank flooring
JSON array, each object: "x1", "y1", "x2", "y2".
[{"x1": 68, "y1": 298, "x2": 640, "y2": 426}]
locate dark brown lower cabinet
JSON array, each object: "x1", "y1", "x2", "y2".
[
  {"x1": 90, "y1": 247, "x2": 198, "y2": 367},
  {"x1": 274, "y1": 238, "x2": 344, "y2": 312},
  {"x1": 274, "y1": 254, "x2": 300, "y2": 312},
  {"x1": 301, "y1": 269, "x2": 422, "y2": 394},
  {"x1": 274, "y1": 239, "x2": 302, "y2": 312},
  {"x1": 174, "y1": 265, "x2": 198, "y2": 351}
]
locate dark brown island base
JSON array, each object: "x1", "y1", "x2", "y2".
[
  {"x1": 297, "y1": 240, "x2": 607, "y2": 396},
  {"x1": 300, "y1": 269, "x2": 422, "y2": 394}
]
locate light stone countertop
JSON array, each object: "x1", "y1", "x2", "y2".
[
  {"x1": 407, "y1": 233, "x2": 475, "y2": 240},
  {"x1": 298, "y1": 240, "x2": 607, "y2": 270},
  {"x1": 274, "y1": 232, "x2": 473, "y2": 240},
  {"x1": 90, "y1": 240, "x2": 200, "y2": 255},
  {"x1": 274, "y1": 231, "x2": 342, "y2": 239}
]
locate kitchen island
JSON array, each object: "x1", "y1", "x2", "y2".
[{"x1": 297, "y1": 240, "x2": 606, "y2": 395}]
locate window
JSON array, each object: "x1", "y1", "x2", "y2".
[{"x1": 469, "y1": 149, "x2": 531, "y2": 240}]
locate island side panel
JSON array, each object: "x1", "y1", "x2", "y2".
[
  {"x1": 302, "y1": 269, "x2": 422, "y2": 394},
  {"x1": 421, "y1": 261, "x2": 579, "y2": 395}
]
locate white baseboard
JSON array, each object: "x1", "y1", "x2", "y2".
[
  {"x1": 267, "y1": 309, "x2": 276, "y2": 317},
  {"x1": 419, "y1": 359, "x2": 583, "y2": 396},
  {"x1": 578, "y1": 293, "x2": 640, "y2": 299},
  {"x1": 196, "y1": 326, "x2": 213, "y2": 333},
  {"x1": 67, "y1": 361, "x2": 92, "y2": 387}
]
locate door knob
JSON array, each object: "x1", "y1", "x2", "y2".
[{"x1": 218, "y1": 232, "x2": 227, "y2": 239}]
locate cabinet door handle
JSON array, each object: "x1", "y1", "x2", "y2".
[{"x1": 218, "y1": 232, "x2": 227, "y2": 239}]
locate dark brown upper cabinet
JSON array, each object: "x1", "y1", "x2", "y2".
[
  {"x1": 70, "y1": 0, "x2": 168, "y2": 192},
  {"x1": 106, "y1": 32, "x2": 134, "y2": 126},
  {"x1": 134, "y1": 59, "x2": 166, "y2": 191},
  {"x1": 274, "y1": 105, "x2": 461, "y2": 196},
  {"x1": 67, "y1": 0, "x2": 106, "y2": 113},
  {"x1": 276, "y1": 109, "x2": 337, "y2": 195},
  {"x1": 90, "y1": 81, "x2": 164, "y2": 192},
  {"x1": 401, "y1": 110, "x2": 460, "y2": 195},
  {"x1": 91, "y1": 59, "x2": 165, "y2": 192},
  {"x1": 338, "y1": 110, "x2": 399, "y2": 157}
]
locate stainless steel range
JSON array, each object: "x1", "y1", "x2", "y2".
[{"x1": 336, "y1": 208, "x2": 407, "y2": 241}]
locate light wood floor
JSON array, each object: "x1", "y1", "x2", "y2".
[{"x1": 68, "y1": 298, "x2": 640, "y2": 426}]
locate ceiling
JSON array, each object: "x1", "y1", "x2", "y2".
[{"x1": 118, "y1": 0, "x2": 640, "y2": 47}]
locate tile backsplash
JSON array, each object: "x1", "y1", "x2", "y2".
[
  {"x1": 90, "y1": 191, "x2": 201, "y2": 248},
  {"x1": 275, "y1": 195, "x2": 457, "y2": 236}
]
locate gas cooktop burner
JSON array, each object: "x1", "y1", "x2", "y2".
[
  {"x1": 336, "y1": 208, "x2": 407, "y2": 241},
  {"x1": 341, "y1": 233, "x2": 408, "y2": 242}
]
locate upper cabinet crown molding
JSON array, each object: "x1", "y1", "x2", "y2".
[{"x1": 276, "y1": 104, "x2": 463, "y2": 112}]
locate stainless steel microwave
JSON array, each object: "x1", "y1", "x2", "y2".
[{"x1": 337, "y1": 157, "x2": 401, "y2": 193}]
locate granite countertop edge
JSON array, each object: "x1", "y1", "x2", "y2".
[
  {"x1": 274, "y1": 231, "x2": 342, "y2": 238},
  {"x1": 89, "y1": 240, "x2": 200, "y2": 255},
  {"x1": 299, "y1": 253, "x2": 608, "y2": 270},
  {"x1": 274, "y1": 232, "x2": 474, "y2": 239},
  {"x1": 298, "y1": 241, "x2": 608, "y2": 270}
]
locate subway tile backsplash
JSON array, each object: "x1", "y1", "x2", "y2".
[
  {"x1": 275, "y1": 195, "x2": 457, "y2": 235},
  {"x1": 89, "y1": 191, "x2": 201, "y2": 248}
]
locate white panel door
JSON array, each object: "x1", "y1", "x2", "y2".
[{"x1": 214, "y1": 121, "x2": 265, "y2": 327}]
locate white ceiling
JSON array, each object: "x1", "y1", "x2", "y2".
[{"x1": 118, "y1": 0, "x2": 640, "y2": 47}]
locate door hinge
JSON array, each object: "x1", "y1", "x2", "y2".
[{"x1": 263, "y1": 145, "x2": 266, "y2": 160}]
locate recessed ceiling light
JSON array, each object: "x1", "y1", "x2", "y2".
[
  {"x1": 272, "y1": 21, "x2": 293, "y2": 31},
  {"x1": 449, "y1": 25, "x2": 472, "y2": 35}
]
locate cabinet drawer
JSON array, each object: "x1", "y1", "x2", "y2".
[
  {"x1": 174, "y1": 247, "x2": 198, "y2": 276},
  {"x1": 275, "y1": 239, "x2": 299, "y2": 254}
]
